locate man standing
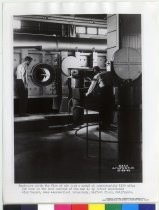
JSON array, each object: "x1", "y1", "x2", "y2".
[
  {"x1": 16, "y1": 56, "x2": 33, "y2": 116},
  {"x1": 85, "y1": 66, "x2": 114, "y2": 130}
]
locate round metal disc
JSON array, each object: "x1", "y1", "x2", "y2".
[
  {"x1": 62, "y1": 56, "x2": 80, "y2": 76},
  {"x1": 31, "y1": 63, "x2": 55, "y2": 86},
  {"x1": 113, "y1": 48, "x2": 141, "y2": 81}
]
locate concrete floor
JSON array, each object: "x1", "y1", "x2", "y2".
[{"x1": 15, "y1": 123, "x2": 142, "y2": 183}]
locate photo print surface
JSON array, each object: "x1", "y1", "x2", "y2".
[{"x1": 13, "y1": 14, "x2": 142, "y2": 183}]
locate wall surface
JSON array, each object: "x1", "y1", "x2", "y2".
[
  {"x1": 119, "y1": 14, "x2": 141, "y2": 54},
  {"x1": 106, "y1": 14, "x2": 119, "y2": 61}
]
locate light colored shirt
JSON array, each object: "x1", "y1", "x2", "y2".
[
  {"x1": 86, "y1": 75, "x2": 98, "y2": 95},
  {"x1": 86, "y1": 71, "x2": 112, "y2": 95},
  {"x1": 16, "y1": 62, "x2": 28, "y2": 87}
]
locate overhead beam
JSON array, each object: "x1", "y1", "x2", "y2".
[{"x1": 14, "y1": 15, "x2": 107, "y2": 28}]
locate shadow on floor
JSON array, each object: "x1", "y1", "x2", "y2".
[{"x1": 15, "y1": 124, "x2": 142, "y2": 183}]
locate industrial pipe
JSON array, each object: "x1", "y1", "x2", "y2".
[{"x1": 14, "y1": 33, "x2": 107, "y2": 52}]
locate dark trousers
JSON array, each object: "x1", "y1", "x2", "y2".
[
  {"x1": 84, "y1": 86, "x2": 114, "y2": 127},
  {"x1": 16, "y1": 79, "x2": 28, "y2": 115},
  {"x1": 99, "y1": 87, "x2": 114, "y2": 127}
]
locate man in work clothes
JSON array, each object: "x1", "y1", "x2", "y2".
[
  {"x1": 16, "y1": 56, "x2": 33, "y2": 116},
  {"x1": 85, "y1": 66, "x2": 114, "y2": 130}
]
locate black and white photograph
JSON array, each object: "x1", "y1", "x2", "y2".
[{"x1": 13, "y1": 14, "x2": 142, "y2": 184}]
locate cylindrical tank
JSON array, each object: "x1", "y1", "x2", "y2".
[
  {"x1": 117, "y1": 77, "x2": 142, "y2": 142},
  {"x1": 113, "y1": 48, "x2": 142, "y2": 166},
  {"x1": 14, "y1": 33, "x2": 107, "y2": 52}
]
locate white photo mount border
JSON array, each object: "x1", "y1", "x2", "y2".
[{"x1": 2, "y1": 2, "x2": 159, "y2": 204}]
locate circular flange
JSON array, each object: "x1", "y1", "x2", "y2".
[
  {"x1": 113, "y1": 48, "x2": 141, "y2": 81},
  {"x1": 31, "y1": 63, "x2": 55, "y2": 86},
  {"x1": 62, "y1": 56, "x2": 80, "y2": 76}
]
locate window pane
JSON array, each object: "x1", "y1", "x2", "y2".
[
  {"x1": 13, "y1": 20, "x2": 21, "y2": 29},
  {"x1": 76, "y1": 26, "x2": 86, "y2": 34},
  {"x1": 98, "y1": 28, "x2": 107, "y2": 35},
  {"x1": 87, "y1": 27, "x2": 97, "y2": 35}
]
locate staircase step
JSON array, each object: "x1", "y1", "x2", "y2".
[
  {"x1": 14, "y1": 116, "x2": 49, "y2": 132},
  {"x1": 14, "y1": 111, "x2": 99, "y2": 132}
]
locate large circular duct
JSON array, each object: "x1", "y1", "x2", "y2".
[
  {"x1": 62, "y1": 56, "x2": 81, "y2": 76},
  {"x1": 113, "y1": 48, "x2": 141, "y2": 81},
  {"x1": 14, "y1": 33, "x2": 107, "y2": 52},
  {"x1": 31, "y1": 63, "x2": 55, "y2": 86}
]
